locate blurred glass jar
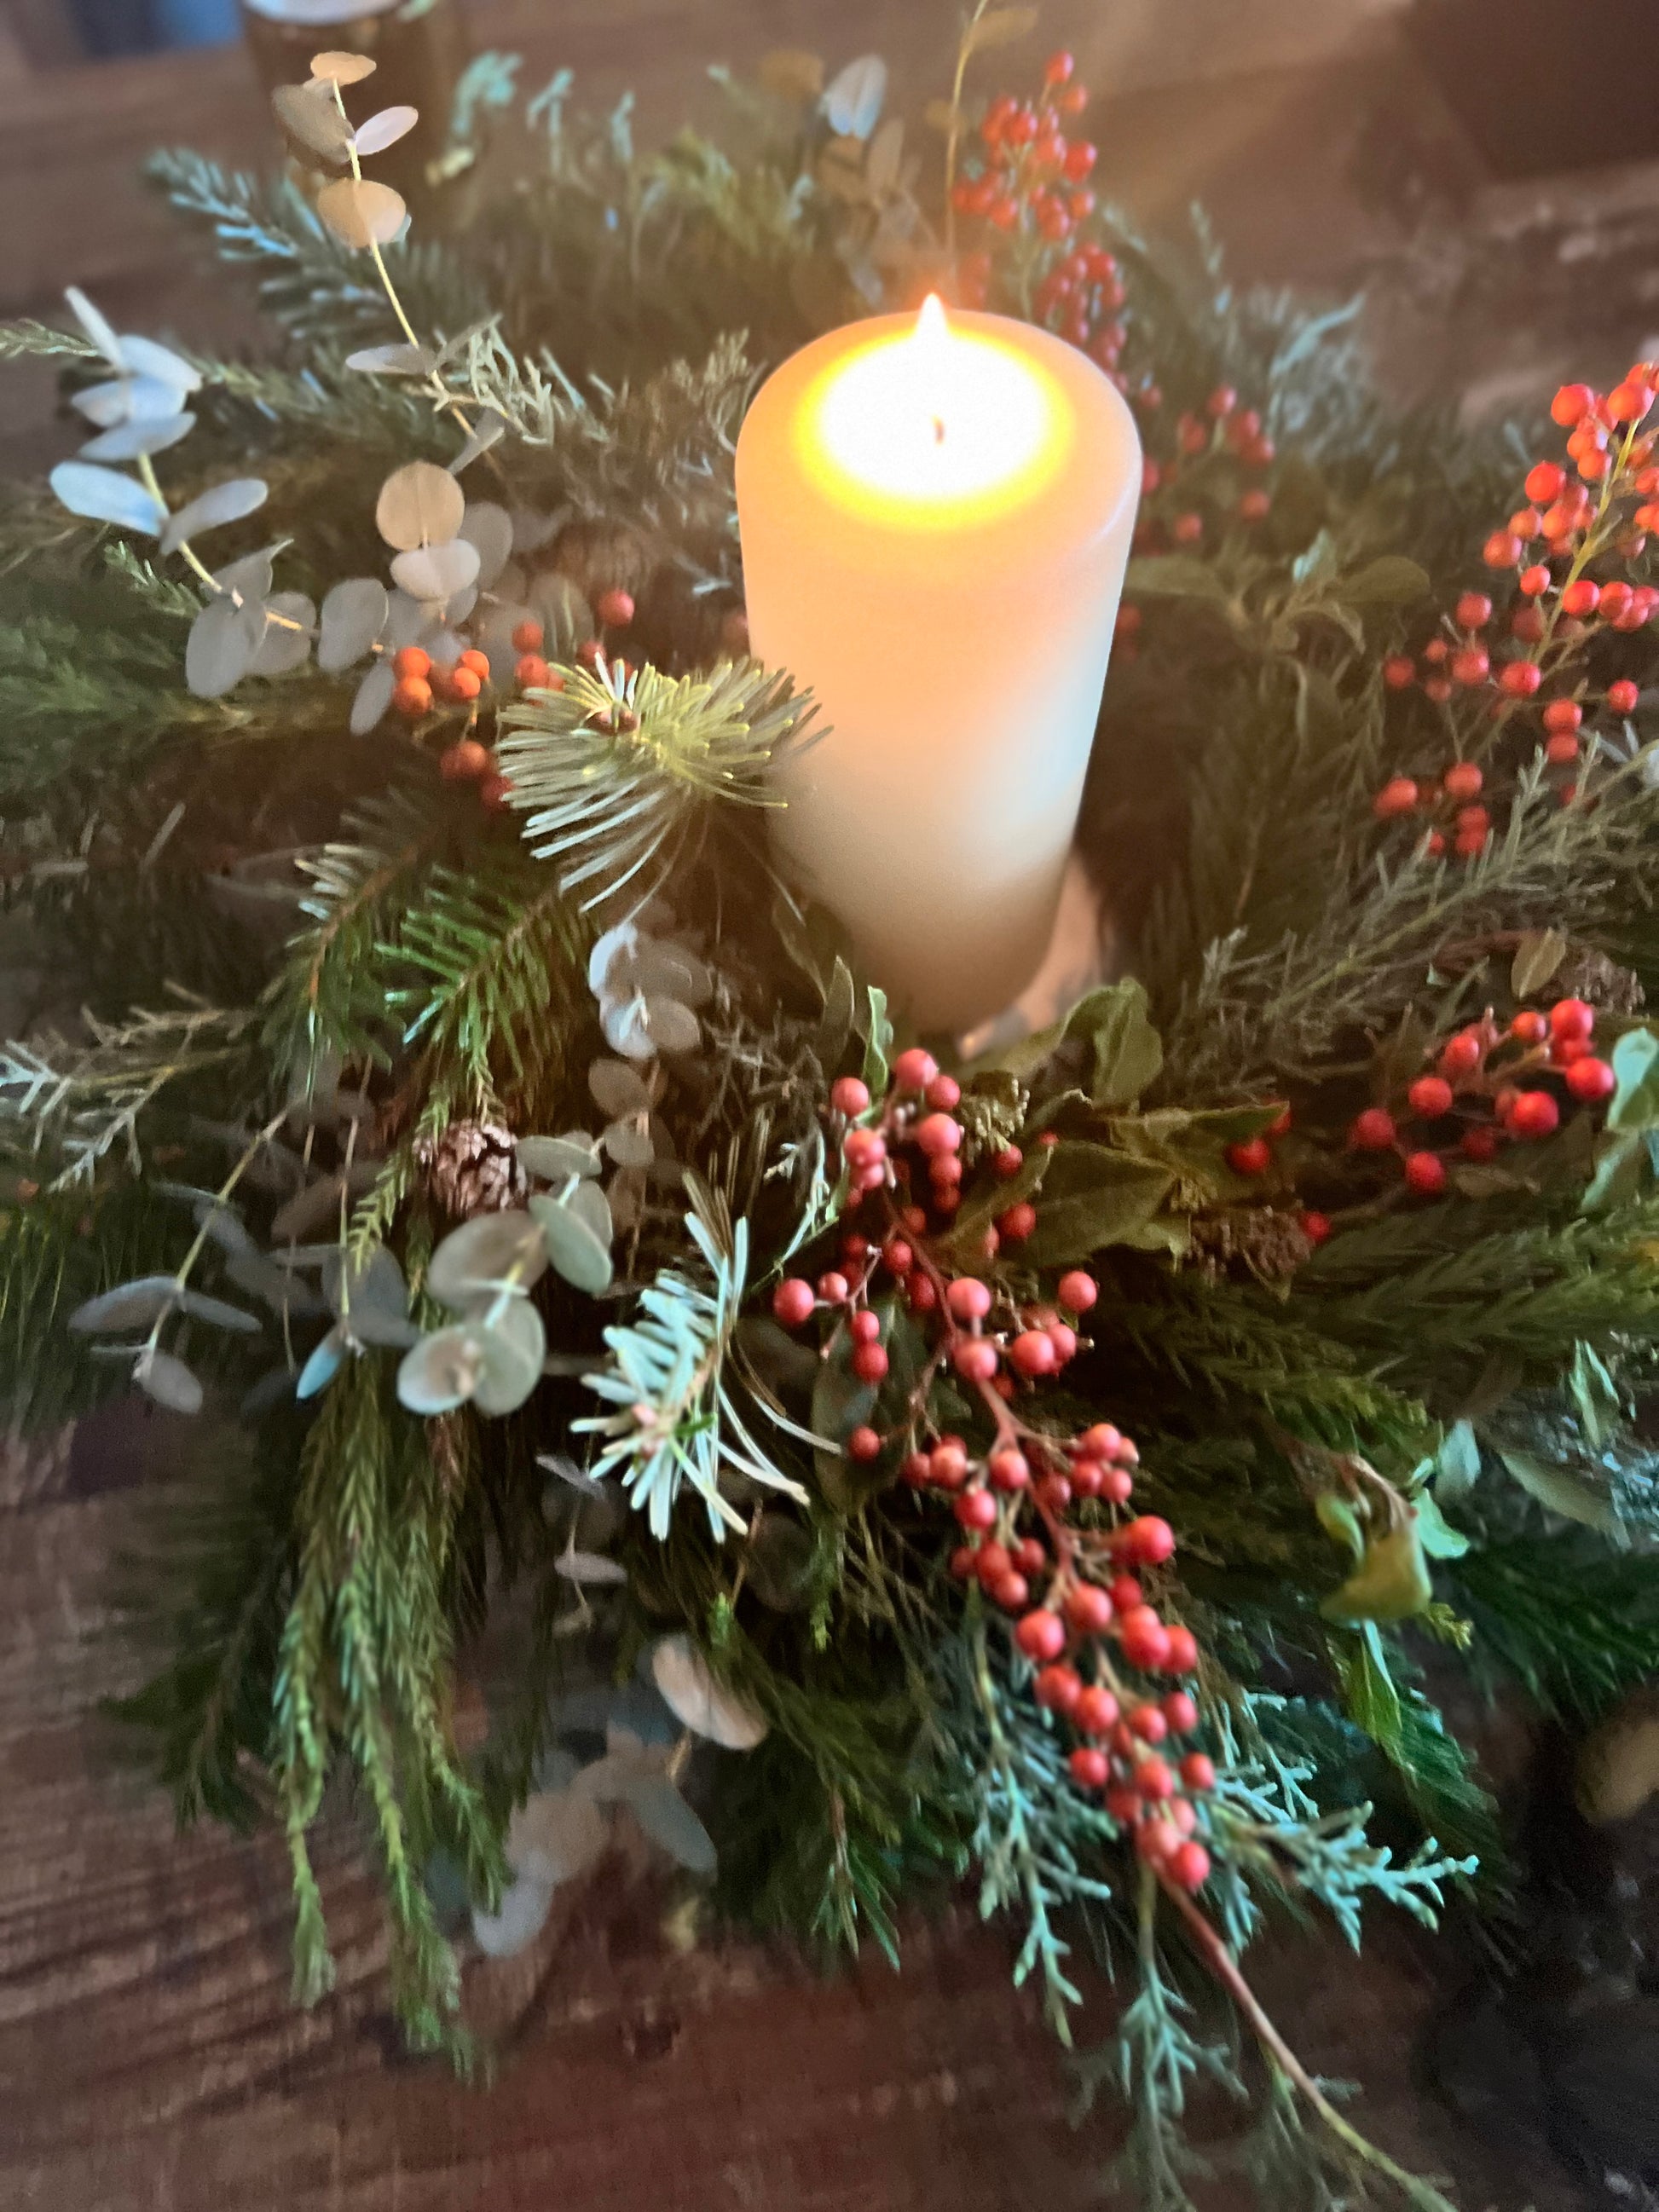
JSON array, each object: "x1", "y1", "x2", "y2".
[{"x1": 240, "y1": 0, "x2": 467, "y2": 199}]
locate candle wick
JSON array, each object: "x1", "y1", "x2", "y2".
[{"x1": 931, "y1": 414, "x2": 945, "y2": 446}]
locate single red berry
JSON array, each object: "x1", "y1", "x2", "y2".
[
  {"x1": 1459, "y1": 1124, "x2": 1496, "y2": 1162},
  {"x1": 514, "y1": 653, "x2": 555, "y2": 690},
  {"x1": 1404, "y1": 1150, "x2": 1447, "y2": 1194},
  {"x1": 510, "y1": 618, "x2": 544, "y2": 655},
  {"x1": 1120, "y1": 1516, "x2": 1176, "y2": 1567},
  {"x1": 1068, "y1": 1747, "x2": 1109, "y2": 1789},
  {"x1": 478, "y1": 773, "x2": 513, "y2": 812},
  {"x1": 1130, "y1": 1704, "x2": 1169, "y2": 1744},
  {"x1": 831, "y1": 1075, "x2": 871, "y2": 1116},
  {"x1": 1451, "y1": 645, "x2": 1489, "y2": 686},
  {"x1": 1510, "y1": 1010, "x2": 1548, "y2": 1044},
  {"x1": 1225, "y1": 1136, "x2": 1272, "y2": 1176},
  {"x1": 1047, "y1": 1321, "x2": 1078, "y2": 1366},
  {"x1": 1119, "y1": 1607, "x2": 1172, "y2": 1672},
  {"x1": 916, "y1": 1112, "x2": 962, "y2": 1158},
  {"x1": 1172, "y1": 512, "x2": 1204, "y2": 546},
  {"x1": 1483, "y1": 532, "x2": 1523, "y2": 569},
  {"x1": 1442, "y1": 761, "x2": 1483, "y2": 802},
  {"x1": 1301, "y1": 1210, "x2": 1332, "y2": 1245},
  {"x1": 1543, "y1": 699, "x2": 1584, "y2": 735},
  {"x1": 998, "y1": 1201, "x2": 1038, "y2": 1241},
  {"x1": 949, "y1": 1545, "x2": 976, "y2": 1578},
  {"x1": 1163, "y1": 1693, "x2": 1199, "y2": 1736},
  {"x1": 1075, "y1": 1684, "x2": 1120, "y2": 1736},
  {"x1": 1009, "y1": 1330, "x2": 1058, "y2": 1379},
  {"x1": 1566, "y1": 1055, "x2": 1616, "y2": 1103},
  {"x1": 595, "y1": 586, "x2": 635, "y2": 628},
  {"x1": 1456, "y1": 591, "x2": 1493, "y2": 629},
  {"x1": 1500, "y1": 659, "x2": 1542, "y2": 698},
  {"x1": 1163, "y1": 1626, "x2": 1199, "y2": 1674},
  {"x1": 1383, "y1": 656, "x2": 1415, "y2": 690},
  {"x1": 1518, "y1": 563, "x2": 1552, "y2": 598},
  {"x1": 1408, "y1": 1075, "x2": 1454, "y2": 1117},
  {"x1": 1239, "y1": 490, "x2": 1272, "y2": 523},
  {"x1": 946, "y1": 1278, "x2": 992, "y2": 1324},
  {"x1": 1015, "y1": 1540, "x2": 1047, "y2": 1581},
  {"x1": 1561, "y1": 578, "x2": 1601, "y2": 618},
  {"x1": 931, "y1": 1440, "x2": 969, "y2": 1488},
  {"x1": 892, "y1": 1047, "x2": 939, "y2": 1093},
  {"x1": 1608, "y1": 679, "x2": 1640, "y2": 714},
  {"x1": 772, "y1": 1278, "x2": 815, "y2": 1327},
  {"x1": 1439, "y1": 1031, "x2": 1484, "y2": 1078},
  {"x1": 1056, "y1": 1269, "x2": 1098, "y2": 1314},
  {"x1": 1524, "y1": 461, "x2": 1566, "y2": 504},
  {"x1": 1546, "y1": 731, "x2": 1581, "y2": 765},
  {"x1": 1168, "y1": 1840, "x2": 1211, "y2": 1891},
  {"x1": 925, "y1": 1072, "x2": 962, "y2": 1111},
  {"x1": 851, "y1": 1340, "x2": 888, "y2": 1385},
  {"x1": 1600, "y1": 583, "x2": 1635, "y2": 625},
  {"x1": 842, "y1": 1127, "x2": 886, "y2": 1170},
  {"x1": 1551, "y1": 383, "x2": 1595, "y2": 427},
  {"x1": 1036, "y1": 1664, "x2": 1082, "y2": 1713},
  {"x1": 1043, "y1": 47, "x2": 1076, "y2": 84},
  {"x1": 1036, "y1": 1472, "x2": 1072, "y2": 1513},
  {"x1": 439, "y1": 737, "x2": 491, "y2": 783},
  {"x1": 1135, "y1": 1756, "x2": 1176, "y2": 1802},
  {"x1": 1016, "y1": 1609, "x2": 1067, "y2": 1662},
  {"x1": 1509, "y1": 1089, "x2": 1560, "y2": 1140},
  {"x1": 992, "y1": 1145, "x2": 1024, "y2": 1180},
  {"x1": 902, "y1": 1451, "x2": 932, "y2": 1489},
  {"x1": 817, "y1": 1271, "x2": 850, "y2": 1305},
  {"x1": 1373, "y1": 776, "x2": 1419, "y2": 820},
  {"x1": 1351, "y1": 1106, "x2": 1397, "y2": 1151},
  {"x1": 1610, "y1": 379, "x2": 1654, "y2": 423},
  {"x1": 1109, "y1": 1574, "x2": 1143, "y2": 1612},
  {"x1": 1551, "y1": 996, "x2": 1595, "y2": 1042},
  {"x1": 847, "y1": 1424, "x2": 882, "y2": 1461},
  {"x1": 1181, "y1": 1752, "x2": 1216, "y2": 1792},
  {"x1": 989, "y1": 1447, "x2": 1031, "y2": 1493},
  {"x1": 392, "y1": 674, "x2": 433, "y2": 718},
  {"x1": 447, "y1": 665, "x2": 481, "y2": 702},
  {"x1": 1066, "y1": 1583, "x2": 1114, "y2": 1635},
  {"x1": 954, "y1": 1487, "x2": 997, "y2": 1532},
  {"x1": 953, "y1": 1338, "x2": 999, "y2": 1383}
]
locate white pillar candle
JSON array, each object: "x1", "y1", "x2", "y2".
[{"x1": 735, "y1": 297, "x2": 1141, "y2": 1035}]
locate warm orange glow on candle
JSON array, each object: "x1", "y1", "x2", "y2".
[{"x1": 797, "y1": 292, "x2": 1072, "y2": 526}]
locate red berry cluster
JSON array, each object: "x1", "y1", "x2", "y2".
[
  {"x1": 391, "y1": 590, "x2": 639, "y2": 813},
  {"x1": 1376, "y1": 365, "x2": 1657, "y2": 837},
  {"x1": 770, "y1": 1048, "x2": 1215, "y2": 1891},
  {"x1": 1347, "y1": 996, "x2": 1616, "y2": 1197},
  {"x1": 952, "y1": 49, "x2": 1096, "y2": 265}
]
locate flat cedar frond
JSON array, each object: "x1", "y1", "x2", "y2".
[{"x1": 498, "y1": 654, "x2": 816, "y2": 911}]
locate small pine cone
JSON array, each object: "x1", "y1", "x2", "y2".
[
  {"x1": 1188, "y1": 1207, "x2": 1313, "y2": 1285},
  {"x1": 549, "y1": 519, "x2": 654, "y2": 610},
  {"x1": 1554, "y1": 944, "x2": 1646, "y2": 1017},
  {"x1": 414, "y1": 1118, "x2": 525, "y2": 1218}
]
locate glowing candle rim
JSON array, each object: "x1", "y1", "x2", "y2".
[{"x1": 794, "y1": 301, "x2": 1075, "y2": 531}]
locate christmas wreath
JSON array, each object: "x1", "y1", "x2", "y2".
[{"x1": 6, "y1": 14, "x2": 1659, "y2": 2206}]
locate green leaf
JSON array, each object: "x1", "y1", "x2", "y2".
[
  {"x1": 859, "y1": 985, "x2": 892, "y2": 1095},
  {"x1": 1315, "y1": 1492, "x2": 1364, "y2": 1559},
  {"x1": 1413, "y1": 1487, "x2": 1471, "y2": 1561},
  {"x1": 1320, "y1": 1517, "x2": 1433, "y2": 1624},
  {"x1": 1018, "y1": 1141, "x2": 1174, "y2": 1267},
  {"x1": 528, "y1": 1193, "x2": 613, "y2": 1295},
  {"x1": 427, "y1": 1210, "x2": 548, "y2": 1307},
  {"x1": 817, "y1": 956, "x2": 856, "y2": 1072},
  {"x1": 1608, "y1": 1026, "x2": 1659, "y2": 1131},
  {"x1": 1581, "y1": 1128, "x2": 1653, "y2": 1215},
  {"x1": 1071, "y1": 980, "x2": 1164, "y2": 1108},
  {"x1": 1123, "y1": 554, "x2": 1228, "y2": 602},
  {"x1": 1510, "y1": 927, "x2": 1568, "y2": 999},
  {"x1": 1498, "y1": 1445, "x2": 1620, "y2": 1536},
  {"x1": 1342, "y1": 556, "x2": 1431, "y2": 606},
  {"x1": 1569, "y1": 1340, "x2": 1621, "y2": 1450},
  {"x1": 1330, "y1": 1621, "x2": 1402, "y2": 1752},
  {"x1": 517, "y1": 1134, "x2": 604, "y2": 1181}
]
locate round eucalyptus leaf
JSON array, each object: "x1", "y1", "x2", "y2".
[
  {"x1": 250, "y1": 592, "x2": 316, "y2": 678},
  {"x1": 164, "y1": 477, "x2": 268, "y2": 555},
  {"x1": 115, "y1": 335, "x2": 201, "y2": 394},
  {"x1": 324, "y1": 1243, "x2": 408, "y2": 1322},
  {"x1": 296, "y1": 1327, "x2": 347, "y2": 1401},
  {"x1": 350, "y1": 657, "x2": 396, "y2": 735},
  {"x1": 639, "y1": 996, "x2": 701, "y2": 1055},
  {"x1": 390, "y1": 538, "x2": 481, "y2": 602},
  {"x1": 471, "y1": 1871, "x2": 553, "y2": 1959},
  {"x1": 186, "y1": 596, "x2": 265, "y2": 699},
  {"x1": 587, "y1": 1056, "x2": 652, "y2": 1119},
  {"x1": 134, "y1": 1348, "x2": 204, "y2": 1417},
  {"x1": 215, "y1": 547, "x2": 275, "y2": 604},
  {"x1": 609, "y1": 942, "x2": 712, "y2": 1008},
  {"x1": 567, "y1": 1177, "x2": 613, "y2": 1248},
  {"x1": 515, "y1": 1135, "x2": 603, "y2": 1182},
  {"x1": 510, "y1": 1788, "x2": 607, "y2": 1886},
  {"x1": 375, "y1": 460, "x2": 465, "y2": 552},
  {"x1": 396, "y1": 1325, "x2": 483, "y2": 1415},
  {"x1": 427, "y1": 1209, "x2": 548, "y2": 1307},
  {"x1": 78, "y1": 412, "x2": 195, "y2": 463},
  {"x1": 618, "y1": 1773, "x2": 717, "y2": 1874},
  {"x1": 587, "y1": 918, "x2": 639, "y2": 996},
  {"x1": 602, "y1": 1117, "x2": 655, "y2": 1170},
  {"x1": 318, "y1": 176, "x2": 408, "y2": 249},
  {"x1": 309, "y1": 48, "x2": 376, "y2": 84},
  {"x1": 383, "y1": 590, "x2": 428, "y2": 648},
  {"x1": 459, "y1": 500, "x2": 513, "y2": 588},
  {"x1": 177, "y1": 1287, "x2": 262, "y2": 1333},
  {"x1": 273, "y1": 80, "x2": 354, "y2": 159},
  {"x1": 352, "y1": 103, "x2": 419, "y2": 158},
  {"x1": 69, "y1": 1274, "x2": 180, "y2": 1333},
  {"x1": 348, "y1": 1309, "x2": 420, "y2": 1350},
  {"x1": 344, "y1": 342, "x2": 436, "y2": 377},
  {"x1": 528, "y1": 1196, "x2": 613, "y2": 1296},
  {"x1": 318, "y1": 577, "x2": 389, "y2": 671},
  {"x1": 49, "y1": 460, "x2": 165, "y2": 536},
  {"x1": 599, "y1": 993, "x2": 654, "y2": 1061},
  {"x1": 555, "y1": 1549, "x2": 627, "y2": 1587},
  {"x1": 71, "y1": 377, "x2": 157, "y2": 430},
  {"x1": 650, "y1": 1632, "x2": 768, "y2": 1749},
  {"x1": 472, "y1": 1298, "x2": 546, "y2": 1415}
]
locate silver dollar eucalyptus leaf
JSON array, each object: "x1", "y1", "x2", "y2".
[
  {"x1": 309, "y1": 49, "x2": 376, "y2": 84},
  {"x1": 618, "y1": 1774, "x2": 717, "y2": 1874},
  {"x1": 344, "y1": 342, "x2": 438, "y2": 377},
  {"x1": 427, "y1": 1209, "x2": 548, "y2": 1307},
  {"x1": 78, "y1": 413, "x2": 195, "y2": 462},
  {"x1": 390, "y1": 538, "x2": 481, "y2": 602},
  {"x1": 249, "y1": 592, "x2": 316, "y2": 677},
  {"x1": 566, "y1": 1177, "x2": 613, "y2": 1248},
  {"x1": 516, "y1": 1134, "x2": 603, "y2": 1182},
  {"x1": 510, "y1": 1788, "x2": 608, "y2": 1886},
  {"x1": 70, "y1": 377, "x2": 178, "y2": 429},
  {"x1": 69, "y1": 1274, "x2": 181, "y2": 1333},
  {"x1": 352, "y1": 103, "x2": 419, "y2": 157},
  {"x1": 376, "y1": 460, "x2": 465, "y2": 552},
  {"x1": 115, "y1": 335, "x2": 201, "y2": 394},
  {"x1": 186, "y1": 596, "x2": 266, "y2": 699},
  {"x1": 823, "y1": 53, "x2": 887, "y2": 138},
  {"x1": 134, "y1": 1347, "x2": 203, "y2": 1416},
  {"x1": 601, "y1": 1118, "x2": 654, "y2": 1170},
  {"x1": 471, "y1": 1871, "x2": 553, "y2": 1958},
  {"x1": 650, "y1": 1632, "x2": 768, "y2": 1749},
  {"x1": 555, "y1": 1550, "x2": 628, "y2": 1586},
  {"x1": 64, "y1": 285, "x2": 123, "y2": 366},
  {"x1": 588, "y1": 1058, "x2": 653, "y2": 1118},
  {"x1": 396, "y1": 1302, "x2": 544, "y2": 1418},
  {"x1": 163, "y1": 478, "x2": 268, "y2": 555},
  {"x1": 318, "y1": 578, "x2": 389, "y2": 671},
  {"x1": 296, "y1": 1327, "x2": 346, "y2": 1401},
  {"x1": 215, "y1": 547, "x2": 276, "y2": 604},
  {"x1": 49, "y1": 461, "x2": 166, "y2": 536},
  {"x1": 527, "y1": 1195, "x2": 612, "y2": 1296},
  {"x1": 350, "y1": 657, "x2": 396, "y2": 735},
  {"x1": 272, "y1": 80, "x2": 354, "y2": 160},
  {"x1": 316, "y1": 176, "x2": 408, "y2": 249},
  {"x1": 324, "y1": 1244, "x2": 408, "y2": 1323},
  {"x1": 176, "y1": 1288, "x2": 261, "y2": 1332},
  {"x1": 458, "y1": 500, "x2": 512, "y2": 586},
  {"x1": 451, "y1": 412, "x2": 508, "y2": 476},
  {"x1": 602, "y1": 993, "x2": 700, "y2": 1060}
]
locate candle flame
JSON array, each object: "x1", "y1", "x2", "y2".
[
  {"x1": 916, "y1": 294, "x2": 951, "y2": 443},
  {"x1": 916, "y1": 292, "x2": 950, "y2": 347}
]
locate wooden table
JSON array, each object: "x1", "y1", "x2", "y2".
[{"x1": 0, "y1": 8, "x2": 1609, "y2": 2206}]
